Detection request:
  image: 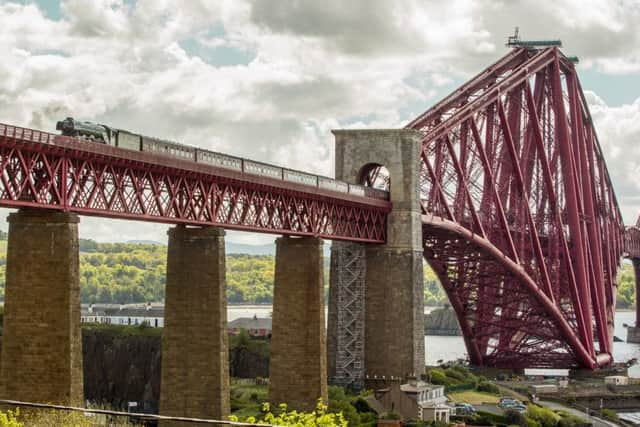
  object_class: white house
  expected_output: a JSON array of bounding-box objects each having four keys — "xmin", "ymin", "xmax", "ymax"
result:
[
  {"xmin": 81, "ymin": 303, "xmax": 165, "ymax": 327},
  {"xmin": 229, "ymin": 315, "xmax": 272, "ymax": 338},
  {"xmin": 376, "ymin": 379, "xmax": 452, "ymax": 422},
  {"xmin": 605, "ymin": 375, "xmax": 629, "ymax": 386}
]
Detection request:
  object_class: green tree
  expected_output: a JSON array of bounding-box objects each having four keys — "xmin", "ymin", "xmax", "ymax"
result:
[{"xmin": 229, "ymin": 401, "xmax": 348, "ymax": 427}]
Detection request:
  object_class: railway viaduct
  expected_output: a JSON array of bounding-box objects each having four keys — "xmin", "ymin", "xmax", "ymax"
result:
[{"xmin": 0, "ymin": 46, "xmax": 637, "ymax": 424}]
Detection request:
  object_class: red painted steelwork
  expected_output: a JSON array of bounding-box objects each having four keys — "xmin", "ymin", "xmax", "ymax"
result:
[
  {"xmin": 410, "ymin": 47, "xmax": 624, "ymax": 369},
  {"xmin": 623, "ymin": 217, "xmax": 640, "ymax": 327},
  {"xmin": 0, "ymin": 124, "xmax": 390, "ymax": 242}
]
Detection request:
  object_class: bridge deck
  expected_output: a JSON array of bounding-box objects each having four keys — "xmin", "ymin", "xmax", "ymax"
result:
[{"xmin": 0, "ymin": 123, "xmax": 390, "ymax": 242}]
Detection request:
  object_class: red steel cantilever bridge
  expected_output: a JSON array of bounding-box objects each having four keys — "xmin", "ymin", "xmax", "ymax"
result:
[
  {"xmin": 0, "ymin": 46, "xmax": 635, "ymax": 369},
  {"xmin": 409, "ymin": 46, "xmax": 626, "ymax": 369},
  {"xmin": 0, "ymin": 123, "xmax": 390, "ymax": 243}
]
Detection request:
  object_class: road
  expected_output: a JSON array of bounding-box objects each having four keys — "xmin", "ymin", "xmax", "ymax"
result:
[{"xmin": 538, "ymin": 400, "xmax": 619, "ymax": 427}]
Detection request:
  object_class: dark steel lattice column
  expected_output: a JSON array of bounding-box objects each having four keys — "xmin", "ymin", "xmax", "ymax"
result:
[{"xmin": 329, "ymin": 241, "xmax": 366, "ymax": 390}]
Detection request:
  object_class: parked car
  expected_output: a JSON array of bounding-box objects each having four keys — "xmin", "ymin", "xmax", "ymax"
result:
[
  {"xmin": 454, "ymin": 403, "xmax": 476, "ymax": 415},
  {"xmin": 498, "ymin": 397, "xmax": 522, "ymax": 408},
  {"xmin": 511, "ymin": 404, "xmax": 528, "ymax": 414}
]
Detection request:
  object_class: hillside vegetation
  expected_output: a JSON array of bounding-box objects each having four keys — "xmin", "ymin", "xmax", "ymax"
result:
[{"xmin": 0, "ymin": 235, "xmax": 634, "ymax": 307}]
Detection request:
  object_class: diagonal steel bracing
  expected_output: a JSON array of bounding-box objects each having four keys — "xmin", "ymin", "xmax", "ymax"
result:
[
  {"xmin": 0, "ymin": 124, "xmax": 390, "ymax": 242},
  {"xmin": 410, "ymin": 47, "xmax": 624, "ymax": 368}
]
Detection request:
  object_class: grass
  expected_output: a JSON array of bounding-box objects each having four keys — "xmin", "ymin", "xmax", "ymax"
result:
[
  {"xmin": 230, "ymin": 383, "xmax": 269, "ymax": 419},
  {"xmin": 448, "ymin": 390, "xmax": 500, "ymax": 404}
]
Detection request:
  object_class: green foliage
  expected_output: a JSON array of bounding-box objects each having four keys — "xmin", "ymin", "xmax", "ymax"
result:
[
  {"xmin": 230, "ymin": 382, "xmax": 269, "ymax": 418},
  {"xmin": 474, "ymin": 410, "xmax": 508, "ymax": 426},
  {"xmin": 229, "ymin": 401, "xmax": 348, "ymax": 426},
  {"xmin": 81, "ymin": 322, "xmax": 162, "ymax": 337},
  {"xmin": 617, "ymin": 261, "xmax": 636, "ymax": 308},
  {"xmin": 428, "ymin": 368, "xmax": 448, "ymax": 385},
  {"xmin": 328, "ymin": 386, "xmax": 360, "ymax": 427},
  {"xmin": 428, "ymin": 364, "xmax": 480, "ymax": 391},
  {"xmin": 601, "ymin": 408, "xmax": 619, "ymax": 422},
  {"xmin": 476, "ymin": 380, "xmax": 500, "ymax": 394},
  {"xmin": 424, "ymin": 263, "xmax": 447, "ymax": 306},
  {"xmin": 229, "ymin": 329, "xmax": 270, "ymax": 357},
  {"xmin": 227, "ymin": 254, "xmax": 274, "ymax": 304},
  {"xmin": 504, "ymin": 408, "xmax": 527, "ymax": 426},
  {"xmin": 0, "ymin": 238, "xmax": 277, "ymax": 305},
  {"xmin": 0, "ymin": 408, "xmax": 138, "ymax": 427},
  {"xmin": 79, "ymin": 241, "xmax": 167, "ymax": 303},
  {"xmin": 526, "ymin": 405, "xmax": 561, "ymax": 427},
  {"xmin": 327, "ymin": 386, "xmax": 378, "ymax": 427},
  {"xmin": 0, "ymin": 409, "xmax": 20, "ymax": 427}
]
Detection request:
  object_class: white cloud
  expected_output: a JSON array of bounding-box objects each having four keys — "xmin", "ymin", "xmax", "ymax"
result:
[
  {"xmin": 586, "ymin": 91, "xmax": 640, "ymax": 223},
  {"xmin": 0, "ymin": 0, "xmax": 640, "ymax": 241}
]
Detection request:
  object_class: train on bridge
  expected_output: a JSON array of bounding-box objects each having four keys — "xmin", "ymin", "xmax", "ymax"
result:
[{"xmin": 56, "ymin": 117, "xmax": 388, "ymax": 201}]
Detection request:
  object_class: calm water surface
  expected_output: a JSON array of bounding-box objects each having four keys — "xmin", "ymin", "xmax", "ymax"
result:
[{"xmin": 228, "ymin": 306, "xmax": 640, "ymax": 366}]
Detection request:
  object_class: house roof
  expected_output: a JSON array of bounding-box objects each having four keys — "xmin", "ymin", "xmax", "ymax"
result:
[
  {"xmin": 81, "ymin": 303, "xmax": 164, "ymax": 318},
  {"xmin": 419, "ymin": 402, "xmax": 451, "ymax": 410},
  {"xmin": 229, "ymin": 316, "xmax": 272, "ymax": 330},
  {"xmin": 524, "ymin": 368, "xmax": 569, "ymax": 377},
  {"xmin": 400, "ymin": 381, "xmax": 442, "ymax": 393}
]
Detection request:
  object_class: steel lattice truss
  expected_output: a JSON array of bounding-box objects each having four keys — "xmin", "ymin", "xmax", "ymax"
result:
[
  {"xmin": 330, "ymin": 242, "xmax": 366, "ymax": 389},
  {"xmin": 408, "ymin": 47, "xmax": 624, "ymax": 368},
  {"xmin": 0, "ymin": 124, "xmax": 390, "ymax": 242}
]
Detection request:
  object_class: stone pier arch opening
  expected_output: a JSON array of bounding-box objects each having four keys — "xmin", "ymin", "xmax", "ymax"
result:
[
  {"xmin": 329, "ymin": 129, "xmax": 425, "ymax": 388},
  {"xmin": 359, "ymin": 163, "xmax": 390, "ymax": 193}
]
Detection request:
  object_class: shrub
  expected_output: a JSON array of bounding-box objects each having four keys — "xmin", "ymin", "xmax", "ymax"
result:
[
  {"xmin": 474, "ymin": 410, "xmax": 508, "ymax": 426},
  {"xmin": 476, "ymin": 380, "xmax": 500, "ymax": 394},
  {"xmin": 0, "ymin": 409, "xmax": 20, "ymax": 427},
  {"xmin": 527, "ymin": 405, "xmax": 561, "ymax": 427},
  {"xmin": 504, "ymin": 408, "xmax": 527, "ymax": 426},
  {"xmin": 429, "ymin": 369, "xmax": 448, "ymax": 385},
  {"xmin": 382, "ymin": 411, "xmax": 401, "ymax": 420},
  {"xmin": 602, "ymin": 408, "xmax": 619, "ymax": 422},
  {"xmin": 229, "ymin": 401, "xmax": 348, "ymax": 426},
  {"xmin": 445, "ymin": 367, "xmax": 467, "ymax": 382}
]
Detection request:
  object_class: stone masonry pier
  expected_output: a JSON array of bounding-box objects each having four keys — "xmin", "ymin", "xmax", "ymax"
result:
[
  {"xmin": 270, "ymin": 236, "xmax": 327, "ymax": 411},
  {"xmin": 160, "ymin": 226, "xmax": 230, "ymax": 424},
  {"xmin": 0, "ymin": 209, "xmax": 83, "ymax": 405},
  {"xmin": 329, "ymin": 129, "xmax": 425, "ymax": 384}
]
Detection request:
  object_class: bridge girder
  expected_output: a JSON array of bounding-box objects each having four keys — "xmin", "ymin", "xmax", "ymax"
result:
[
  {"xmin": 0, "ymin": 124, "xmax": 389, "ymax": 242},
  {"xmin": 410, "ymin": 47, "xmax": 624, "ymax": 368}
]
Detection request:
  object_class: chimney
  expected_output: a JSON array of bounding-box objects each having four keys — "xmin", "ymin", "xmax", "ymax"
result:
[
  {"xmin": 146, "ymin": 302, "xmax": 152, "ymax": 311},
  {"xmin": 88, "ymin": 303, "xmax": 93, "ymax": 314},
  {"xmin": 120, "ymin": 303, "xmax": 125, "ymax": 311}
]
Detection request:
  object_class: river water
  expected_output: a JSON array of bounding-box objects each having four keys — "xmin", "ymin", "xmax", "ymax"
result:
[{"xmin": 228, "ymin": 306, "xmax": 640, "ymax": 366}]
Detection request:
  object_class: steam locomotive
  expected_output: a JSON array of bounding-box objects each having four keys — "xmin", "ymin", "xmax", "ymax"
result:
[
  {"xmin": 55, "ymin": 117, "xmax": 389, "ymax": 199},
  {"xmin": 56, "ymin": 117, "xmax": 195, "ymax": 159}
]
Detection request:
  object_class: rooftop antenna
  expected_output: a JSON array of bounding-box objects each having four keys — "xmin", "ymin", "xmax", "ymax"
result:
[{"xmin": 506, "ymin": 27, "xmax": 562, "ymax": 49}]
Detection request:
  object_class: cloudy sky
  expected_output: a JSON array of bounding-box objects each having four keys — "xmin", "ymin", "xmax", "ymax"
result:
[{"xmin": 1, "ymin": 0, "xmax": 640, "ymax": 245}]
